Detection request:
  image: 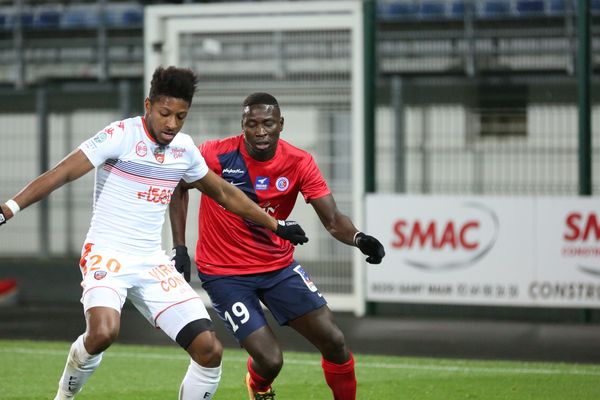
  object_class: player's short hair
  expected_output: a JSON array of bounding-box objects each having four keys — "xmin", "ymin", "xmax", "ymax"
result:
[
  {"xmin": 149, "ymin": 66, "xmax": 198, "ymax": 105},
  {"xmin": 243, "ymin": 92, "xmax": 279, "ymax": 108}
]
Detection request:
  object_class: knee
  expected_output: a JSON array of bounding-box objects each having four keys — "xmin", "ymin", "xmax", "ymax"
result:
[
  {"xmin": 330, "ymin": 328, "xmax": 347, "ymax": 351},
  {"xmin": 321, "ymin": 328, "xmax": 347, "ymax": 360},
  {"xmin": 188, "ymin": 332, "xmax": 223, "ymax": 367},
  {"xmin": 85, "ymin": 325, "xmax": 118, "ymax": 354},
  {"xmin": 84, "ymin": 306, "xmax": 120, "ymax": 354},
  {"xmin": 252, "ymin": 347, "xmax": 283, "ymax": 376}
]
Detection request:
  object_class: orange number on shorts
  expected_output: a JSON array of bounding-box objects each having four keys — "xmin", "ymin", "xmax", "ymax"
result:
[
  {"xmin": 88, "ymin": 255, "xmax": 102, "ymax": 274},
  {"xmin": 80, "ymin": 251, "xmax": 122, "ymax": 276},
  {"xmin": 79, "ymin": 243, "xmax": 94, "ymax": 272},
  {"xmin": 106, "ymin": 258, "xmax": 121, "ymax": 273}
]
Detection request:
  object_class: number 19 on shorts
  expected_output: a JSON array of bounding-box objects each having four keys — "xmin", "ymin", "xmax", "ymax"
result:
[{"xmin": 224, "ymin": 302, "xmax": 250, "ymax": 332}]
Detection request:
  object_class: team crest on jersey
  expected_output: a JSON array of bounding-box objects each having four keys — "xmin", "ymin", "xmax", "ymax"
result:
[
  {"xmin": 153, "ymin": 146, "xmax": 166, "ymax": 164},
  {"xmin": 94, "ymin": 271, "xmax": 107, "ymax": 280},
  {"xmin": 275, "ymin": 177, "xmax": 289, "ymax": 192},
  {"xmin": 255, "ymin": 176, "xmax": 269, "ymax": 191},
  {"xmin": 136, "ymin": 141, "xmax": 147, "ymax": 157}
]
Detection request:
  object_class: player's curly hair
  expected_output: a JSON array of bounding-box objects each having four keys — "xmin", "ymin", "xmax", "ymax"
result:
[
  {"xmin": 148, "ymin": 66, "xmax": 198, "ymax": 105},
  {"xmin": 243, "ymin": 92, "xmax": 279, "ymax": 108}
]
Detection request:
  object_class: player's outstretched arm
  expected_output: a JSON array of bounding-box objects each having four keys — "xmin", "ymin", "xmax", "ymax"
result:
[
  {"xmin": 169, "ymin": 180, "xmax": 192, "ymax": 281},
  {"xmin": 169, "ymin": 180, "xmax": 192, "ymax": 247},
  {"xmin": 190, "ymin": 170, "xmax": 308, "ymax": 245},
  {"xmin": 311, "ymin": 194, "xmax": 385, "ymax": 264},
  {"xmin": 0, "ymin": 149, "xmax": 94, "ymax": 225}
]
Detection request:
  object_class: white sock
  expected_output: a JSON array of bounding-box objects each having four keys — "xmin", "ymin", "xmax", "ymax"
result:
[
  {"xmin": 179, "ymin": 360, "xmax": 222, "ymax": 400},
  {"xmin": 54, "ymin": 335, "xmax": 103, "ymax": 400}
]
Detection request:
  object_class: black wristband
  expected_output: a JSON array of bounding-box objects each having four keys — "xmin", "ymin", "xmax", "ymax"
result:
[
  {"xmin": 0, "ymin": 207, "xmax": 6, "ymax": 226},
  {"xmin": 174, "ymin": 245, "xmax": 188, "ymax": 255}
]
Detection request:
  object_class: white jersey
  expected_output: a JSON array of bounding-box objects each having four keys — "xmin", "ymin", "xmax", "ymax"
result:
[{"xmin": 79, "ymin": 116, "xmax": 208, "ymax": 255}]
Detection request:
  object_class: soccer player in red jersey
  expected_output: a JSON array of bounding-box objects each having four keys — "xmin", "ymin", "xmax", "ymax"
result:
[{"xmin": 170, "ymin": 92, "xmax": 385, "ymax": 399}]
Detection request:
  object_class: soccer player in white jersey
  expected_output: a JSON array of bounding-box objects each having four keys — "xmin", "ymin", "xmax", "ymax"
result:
[{"xmin": 0, "ymin": 66, "xmax": 308, "ymax": 400}]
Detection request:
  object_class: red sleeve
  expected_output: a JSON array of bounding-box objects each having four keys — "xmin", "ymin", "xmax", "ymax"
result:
[
  {"xmin": 300, "ymin": 154, "xmax": 330, "ymax": 203},
  {"xmin": 199, "ymin": 140, "xmax": 221, "ymax": 173}
]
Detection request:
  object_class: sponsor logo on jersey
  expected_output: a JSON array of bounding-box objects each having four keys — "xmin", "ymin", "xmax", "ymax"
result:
[
  {"xmin": 222, "ymin": 168, "xmax": 245, "ymax": 175},
  {"xmin": 137, "ymin": 186, "xmax": 173, "ymax": 204},
  {"xmin": 94, "ymin": 271, "xmax": 107, "ymax": 280},
  {"xmin": 153, "ymin": 146, "xmax": 165, "ymax": 164},
  {"xmin": 136, "ymin": 141, "xmax": 148, "ymax": 157},
  {"xmin": 170, "ymin": 146, "xmax": 186, "ymax": 159},
  {"xmin": 149, "ymin": 264, "xmax": 187, "ymax": 292},
  {"xmin": 255, "ymin": 176, "xmax": 269, "ymax": 191},
  {"xmin": 261, "ymin": 202, "xmax": 279, "ymax": 215},
  {"xmin": 275, "ymin": 176, "xmax": 289, "ymax": 192}
]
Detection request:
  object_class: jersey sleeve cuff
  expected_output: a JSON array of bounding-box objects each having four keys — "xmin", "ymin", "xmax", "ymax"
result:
[{"xmin": 78, "ymin": 144, "xmax": 105, "ymax": 167}]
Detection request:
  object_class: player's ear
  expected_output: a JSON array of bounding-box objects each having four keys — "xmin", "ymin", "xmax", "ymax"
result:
[
  {"xmin": 144, "ymin": 97, "xmax": 151, "ymax": 114},
  {"xmin": 280, "ymin": 116, "xmax": 284, "ymax": 131}
]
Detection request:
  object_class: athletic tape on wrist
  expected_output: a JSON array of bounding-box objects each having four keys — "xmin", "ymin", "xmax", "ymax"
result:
[{"xmin": 5, "ymin": 199, "xmax": 20, "ymax": 215}]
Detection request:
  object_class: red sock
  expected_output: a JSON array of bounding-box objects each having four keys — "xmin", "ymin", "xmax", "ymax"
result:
[
  {"xmin": 247, "ymin": 357, "xmax": 273, "ymax": 392},
  {"xmin": 321, "ymin": 352, "xmax": 357, "ymax": 400}
]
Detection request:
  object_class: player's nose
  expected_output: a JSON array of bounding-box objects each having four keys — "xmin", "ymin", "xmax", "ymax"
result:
[{"xmin": 165, "ymin": 115, "xmax": 178, "ymax": 130}]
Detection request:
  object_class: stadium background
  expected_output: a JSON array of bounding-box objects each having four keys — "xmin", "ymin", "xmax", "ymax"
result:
[{"xmin": 0, "ymin": 0, "xmax": 599, "ymax": 363}]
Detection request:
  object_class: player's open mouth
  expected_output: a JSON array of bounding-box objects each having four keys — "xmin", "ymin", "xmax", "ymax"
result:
[{"xmin": 255, "ymin": 142, "xmax": 269, "ymax": 150}]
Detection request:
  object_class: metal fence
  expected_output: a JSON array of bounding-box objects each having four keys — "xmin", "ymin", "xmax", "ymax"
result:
[
  {"xmin": 376, "ymin": 0, "xmax": 600, "ymax": 195},
  {"xmin": 376, "ymin": 78, "xmax": 600, "ymax": 194},
  {"xmin": 0, "ymin": 81, "xmax": 143, "ymax": 256}
]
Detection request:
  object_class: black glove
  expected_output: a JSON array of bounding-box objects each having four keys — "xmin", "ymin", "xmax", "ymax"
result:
[
  {"xmin": 172, "ymin": 245, "xmax": 191, "ymax": 282},
  {"xmin": 354, "ymin": 232, "xmax": 385, "ymax": 264},
  {"xmin": 274, "ymin": 220, "xmax": 309, "ymax": 245},
  {"xmin": 0, "ymin": 207, "xmax": 6, "ymax": 226}
]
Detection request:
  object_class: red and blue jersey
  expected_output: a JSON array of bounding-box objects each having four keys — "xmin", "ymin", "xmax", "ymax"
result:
[{"xmin": 196, "ymin": 134, "xmax": 330, "ymax": 275}]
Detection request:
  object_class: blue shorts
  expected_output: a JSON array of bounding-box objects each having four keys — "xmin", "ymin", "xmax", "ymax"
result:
[{"xmin": 198, "ymin": 261, "xmax": 327, "ymax": 343}]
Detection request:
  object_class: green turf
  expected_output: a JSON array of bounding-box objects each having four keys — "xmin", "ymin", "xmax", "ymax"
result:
[{"xmin": 1, "ymin": 339, "xmax": 600, "ymax": 399}]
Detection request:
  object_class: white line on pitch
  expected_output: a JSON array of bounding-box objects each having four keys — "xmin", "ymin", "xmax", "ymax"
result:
[{"xmin": 2, "ymin": 347, "xmax": 600, "ymax": 377}]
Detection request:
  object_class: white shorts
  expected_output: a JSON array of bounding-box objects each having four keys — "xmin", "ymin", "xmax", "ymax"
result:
[{"xmin": 78, "ymin": 242, "xmax": 210, "ymax": 341}]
